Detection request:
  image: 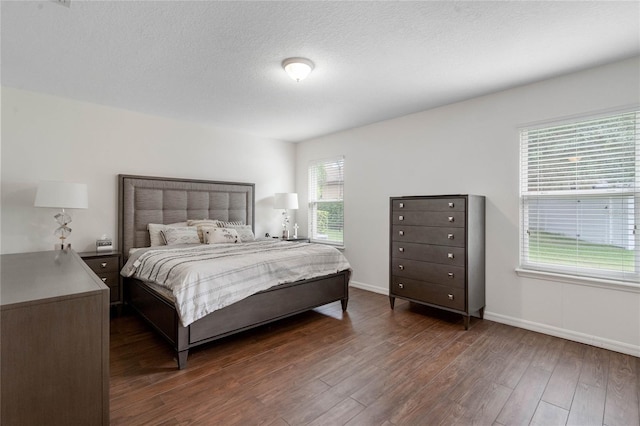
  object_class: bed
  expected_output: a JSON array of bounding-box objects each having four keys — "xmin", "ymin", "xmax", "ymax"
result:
[{"xmin": 118, "ymin": 174, "xmax": 351, "ymax": 369}]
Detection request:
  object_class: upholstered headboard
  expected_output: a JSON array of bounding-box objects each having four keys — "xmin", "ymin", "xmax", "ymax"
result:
[{"xmin": 118, "ymin": 175, "xmax": 255, "ymax": 259}]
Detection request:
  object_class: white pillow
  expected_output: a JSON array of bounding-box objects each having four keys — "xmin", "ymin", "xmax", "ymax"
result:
[
  {"xmin": 187, "ymin": 219, "xmax": 221, "ymax": 243},
  {"xmin": 160, "ymin": 227, "xmax": 200, "ymax": 245},
  {"xmin": 148, "ymin": 222, "xmax": 188, "ymax": 246},
  {"xmin": 206, "ymin": 227, "xmax": 240, "ymax": 244}
]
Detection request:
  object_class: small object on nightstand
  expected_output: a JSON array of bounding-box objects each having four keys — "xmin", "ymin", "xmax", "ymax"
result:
[{"xmin": 96, "ymin": 235, "xmax": 113, "ymax": 252}]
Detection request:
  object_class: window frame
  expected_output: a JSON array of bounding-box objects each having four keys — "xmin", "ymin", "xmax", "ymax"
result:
[
  {"xmin": 518, "ymin": 109, "xmax": 639, "ymax": 287},
  {"xmin": 307, "ymin": 156, "xmax": 345, "ymax": 247}
]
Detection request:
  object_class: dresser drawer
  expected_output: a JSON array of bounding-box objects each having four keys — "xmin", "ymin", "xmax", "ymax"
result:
[
  {"xmin": 392, "ymin": 198, "xmax": 465, "ymax": 212},
  {"xmin": 391, "ymin": 258, "xmax": 465, "ymax": 288},
  {"xmin": 392, "ymin": 242, "xmax": 465, "ymax": 267},
  {"xmin": 83, "ymin": 256, "xmax": 119, "ymax": 273},
  {"xmin": 391, "ymin": 226, "xmax": 465, "ymax": 247},
  {"xmin": 392, "ymin": 211, "xmax": 465, "ymax": 227},
  {"xmin": 390, "ymin": 276, "xmax": 464, "ymax": 311}
]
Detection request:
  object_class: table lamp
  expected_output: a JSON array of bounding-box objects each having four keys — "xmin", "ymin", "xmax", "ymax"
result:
[
  {"xmin": 35, "ymin": 181, "xmax": 88, "ymax": 250},
  {"xmin": 274, "ymin": 193, "xmax": 298, "ymax": 239}
]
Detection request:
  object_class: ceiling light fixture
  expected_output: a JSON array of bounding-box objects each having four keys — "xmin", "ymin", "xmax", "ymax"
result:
[{"xmin": 282, "ymin": 57, "xmax": 314, "ymax": 82}]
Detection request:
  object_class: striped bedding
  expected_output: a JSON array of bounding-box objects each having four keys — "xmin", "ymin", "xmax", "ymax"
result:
[{"xmin": 121, "ymin": 241, "xmax": 351, "ymax": 327}]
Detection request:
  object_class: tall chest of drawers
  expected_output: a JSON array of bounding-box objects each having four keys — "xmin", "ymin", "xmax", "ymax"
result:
[{"xmin": 389, "ymin": 195, "xmax": 485, "ymax": 329}]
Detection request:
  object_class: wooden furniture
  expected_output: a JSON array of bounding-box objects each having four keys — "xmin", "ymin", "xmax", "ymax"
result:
[
  {"xmin": 284, "ymin": 236, "xmax": 310, "ymax": 242},
  {"xmin": 79, "ymin": 250, "xmax": 122, "ymax": 310},
  {"xmin": 119, "ymin": 174, "xmax": 350, "ymax": 369},
  {"xmin": 0, "ymin": 250, "xmax": 109, "ymax": 425},
  {"xmin": 389, "ymin": 195, "xmax": 485, "ymax": 329}
]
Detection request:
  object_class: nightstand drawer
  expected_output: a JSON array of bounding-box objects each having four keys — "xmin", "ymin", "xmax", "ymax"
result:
[
  {"xmin": 78, "ymin": 251, "xmax": 122, "ymax": 309},
  {"xmin": 93, "ymin": 272, "xmax": 120, "ymax": 303},
  {"xmin": 83, "ymin": 256, "xmax": 119, "ymax": 273}
]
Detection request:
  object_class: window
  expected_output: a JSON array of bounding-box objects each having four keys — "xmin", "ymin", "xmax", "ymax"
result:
[
  {"xmin": 308, "ymin": 156, "xmax": 344, "ymax": 246},
  {"xmin": 519, "ymin": 110, "xmax": 639, "ymax": 284}
]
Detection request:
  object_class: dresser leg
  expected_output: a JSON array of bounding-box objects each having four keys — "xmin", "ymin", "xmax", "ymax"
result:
[
  {"xmin": 341, "ymin": 298, "xmax": 349, "ymax": 311},
  {"xmin": 389, "ymin": 296, "xmax": 395, "ymax": 309},
  {"xmin": 464, "ymin": 315, "xmax": 470, "ymax": 330},
  {"xmin": 479, "ymin": 306, "xmax": 485, "ymax": 319}
]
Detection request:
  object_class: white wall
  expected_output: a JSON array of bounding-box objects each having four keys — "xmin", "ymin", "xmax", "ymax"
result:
[
  {"xmin": 1, "ymin": 88, "xmax": 295, "ymax": 254},
  {"xmin": 296, "ymin": 57, "xmax": 640, "ymax": 356}
]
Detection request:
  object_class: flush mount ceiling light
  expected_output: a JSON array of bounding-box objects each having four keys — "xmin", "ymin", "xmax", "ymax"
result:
[{"xmin": 282, "ymin": 57, "xmax": 314, "ymax": 82}]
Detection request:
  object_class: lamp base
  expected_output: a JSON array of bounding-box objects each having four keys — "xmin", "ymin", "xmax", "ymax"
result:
[{"xmin": 54, "ymin": 242, "xmax": 71, "ymax": 251}]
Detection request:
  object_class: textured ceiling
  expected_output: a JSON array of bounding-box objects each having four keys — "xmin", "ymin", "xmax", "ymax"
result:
[{"xmin": 2, "ymin": 1, "xmax": 639, "ymax": 142}]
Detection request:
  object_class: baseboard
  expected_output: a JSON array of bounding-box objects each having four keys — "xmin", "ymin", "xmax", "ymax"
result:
[
  {"xmin": 349, "ymin": 280, "xmax": 387, "ymax": 296},
  {"xmin": 348, "ymin": 282, "xmax": 640, "ymax": 357},
  {"xmin": 484, "ymin": 311, "xmax": 640, "ymax": 358}
]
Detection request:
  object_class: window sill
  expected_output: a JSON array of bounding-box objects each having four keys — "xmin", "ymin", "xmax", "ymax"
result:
[{"xmin": 515, "ymin": 268, "xmax": 640, "ymax": 294}]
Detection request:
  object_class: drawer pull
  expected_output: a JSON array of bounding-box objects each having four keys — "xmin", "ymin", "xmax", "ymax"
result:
[
  {"xmin": 447, "ymin": 233, "xmax": 454, "ymax": 240},
  {"xmin": 448, "ymin": 272, "xmax": 455, "ymax": 278},
  {"xmin": 448, "ymin": 202, "xmax": 455, "ymax": 208},
  {"xmin": 399, "ymin": 230, "xmax": 404, "ymax": 236},
  {"xmin": 448, "ymin": 294, "xmax": 454, "ymax": 300},
  {"xmin": 398, "ymin": 283, "xmax": 404, "ymax": 289},
  {"xmin": 398, "ymin": 265, "xmax": 404, "ymax": 270},
  {"xmin": 398, "ymin": 247, "xmax": 404, "ymax": 252},
  {"xmin": 100, "ymin": 262, "xmax": 107, "ymax": 268},
  {"xmin": 399, "ymin": 202, "xmax": 404, "ymax": 208},
  {"xmin": 448, "ymin": 253, "xmax": 454, "ymax": 259},
  {"xmin": 101, "ymin": 277, "xmax": 107, "ymax": 282},
  {"xmin": 398, "ymin": 215, "xmax": 404, "ymax": 221},
  {"xmin": 448, "ymin": 216, "xmax": 455, "ymax": 223}
]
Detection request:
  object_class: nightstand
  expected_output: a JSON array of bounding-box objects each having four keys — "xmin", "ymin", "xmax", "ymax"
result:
[
  {"xmin": 79, "ymin": 251, "xmax": 122, "ymax": 313},
  {"xmin": 284, "ymin": 237, "xmax": 311, "ymax": 243}
]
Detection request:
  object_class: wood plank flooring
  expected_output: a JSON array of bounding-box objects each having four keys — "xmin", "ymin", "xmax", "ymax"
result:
[{"xmin": 110, "ymin": 288, "xmax": 640, "ymax": 425}]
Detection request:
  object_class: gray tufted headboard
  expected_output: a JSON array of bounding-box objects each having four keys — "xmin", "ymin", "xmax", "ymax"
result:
[{"xmin": 118, "ymin": 175, "xmax": 255, "ymax": 260}]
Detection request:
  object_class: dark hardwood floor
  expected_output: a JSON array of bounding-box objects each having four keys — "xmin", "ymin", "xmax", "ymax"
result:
[{"xmin": 110, "ymin": 288, "xmax": 640, "ymax": 425}]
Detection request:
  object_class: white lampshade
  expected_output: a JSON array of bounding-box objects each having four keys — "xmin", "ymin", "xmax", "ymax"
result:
[
  {"xmin": 274, "ymin": 193, "xmax": 299, "ymax": 210},
  {"xmin": 282, "ymin": 58, "xmax": 314, "ymax": 82},
  {"xmin": 35, "ymin": 181, "xmax": 88, "ymax": 209}
]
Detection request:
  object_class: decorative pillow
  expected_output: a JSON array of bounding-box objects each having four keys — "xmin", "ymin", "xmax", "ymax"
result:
[
  {"xmin": 160, "ymin": 227, "xmax": 201, "ymax": 245},
  {"xmin": 187, "ymin": 219, "xmax": 221, "ymax": 243},
  {"xmin": 220, "ymin": 224, "xmax": 255, "ymax": 242},
  {"xmin": 217, "ymin": 220, "xmax": 245, "ymax": 227},
  {"xmin": 205, "ymin": 227, "xmax": 240, "ymax": 244},
  {"xmin": 187, "ymin": 219, "xmax": 221, "ymax": 226},
  {"xmin": 147, "ymin": 222, "xmax": 188, "ymax": 246}
]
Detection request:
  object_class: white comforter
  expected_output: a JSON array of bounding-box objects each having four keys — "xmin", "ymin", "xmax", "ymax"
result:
[{"xmin": 121, "ymin": 241, "xmax": 351, "ymax": 327}]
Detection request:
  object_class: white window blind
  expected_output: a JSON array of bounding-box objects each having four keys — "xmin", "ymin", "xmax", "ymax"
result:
[
  {"xmin": 308, "ymin": 157, "xmax": 344, "ymax": 246},
  {"xmin": 520, "ymin": 110, "xmax": 639, "ymax": 284}
]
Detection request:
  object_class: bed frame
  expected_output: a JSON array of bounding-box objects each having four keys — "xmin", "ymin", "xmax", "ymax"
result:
[{"xmin": 118, "ymin": 174, "xmax": 350, "ymax": 369}]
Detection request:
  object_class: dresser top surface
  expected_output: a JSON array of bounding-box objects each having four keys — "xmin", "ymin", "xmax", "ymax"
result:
[{"xmin": 1, "ymin": 250, "xmax": 107, "ymax": 307}]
